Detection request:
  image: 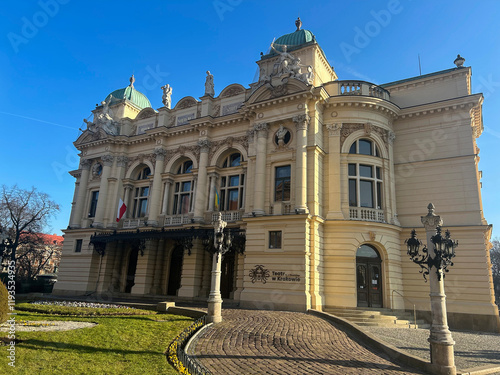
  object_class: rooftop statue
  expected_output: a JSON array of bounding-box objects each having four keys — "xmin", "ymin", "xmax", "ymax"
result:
[
  {"xmin": 161, "ymin": 84, "xmax": 172, "ymax": 109},
  {"xmin": 205, "ymin": 71, "xmax": 215, "ymax": 96}
]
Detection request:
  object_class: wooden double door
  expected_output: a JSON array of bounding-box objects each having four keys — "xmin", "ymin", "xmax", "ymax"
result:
[{"xmin": 356, "ymin": 256, "xmax": 382, "ymax": 308}]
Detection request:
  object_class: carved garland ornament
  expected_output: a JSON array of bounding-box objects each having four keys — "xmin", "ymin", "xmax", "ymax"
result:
[
  {"xmin": 208, "ymin": 135, "xmax": 249, "ymax": 163},
  {"xmin": 340, "ymin": 123, "xmax": 391, "ymax": 151}
]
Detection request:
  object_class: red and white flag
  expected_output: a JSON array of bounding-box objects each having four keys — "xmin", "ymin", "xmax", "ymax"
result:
[{"xmin": 116, "ymin": 198, "xmax": 127, "ymax": 222}]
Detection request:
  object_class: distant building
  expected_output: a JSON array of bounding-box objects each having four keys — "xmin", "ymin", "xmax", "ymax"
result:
[{"xmin": 54, "ymin": 20, "xmax": 499, "ymax": 332}]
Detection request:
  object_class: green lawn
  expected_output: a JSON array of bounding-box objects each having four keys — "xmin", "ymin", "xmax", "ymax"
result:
[{"xmin": 0, "ymin": 304, "xmax": 193, "ymax": 375}]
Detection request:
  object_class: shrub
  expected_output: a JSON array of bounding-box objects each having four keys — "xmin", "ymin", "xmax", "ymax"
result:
[{"xmin": 0, "ymin": 281, "xmax": 9, "ymax": 324}]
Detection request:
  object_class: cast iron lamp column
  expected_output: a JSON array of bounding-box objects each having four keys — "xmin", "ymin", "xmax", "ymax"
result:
[
  {"xmin": 406, "ymin": 203, "xmax": 458, "ymax": 375},
  {"xmin": 207, "ymin": 212, "xmax": 231, "ymax": 323}
]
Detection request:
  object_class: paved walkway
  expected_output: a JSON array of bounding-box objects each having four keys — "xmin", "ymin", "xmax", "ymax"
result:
[{"xmin": 190, "ymin": 309, "xmax": 426, "ymax": 374}]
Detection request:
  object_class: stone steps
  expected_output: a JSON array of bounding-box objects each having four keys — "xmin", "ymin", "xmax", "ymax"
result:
[{"xmin": 325, "ymin": 307, "xmax": 430, "ymax": 329}]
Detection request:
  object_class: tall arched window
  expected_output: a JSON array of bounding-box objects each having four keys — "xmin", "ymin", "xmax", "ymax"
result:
[
  {"xmin": 132, "ymin": 166, "xmax": 151, "ymax": 218},
  {"xmin": 172, "ymin": 159, "xmax": 194, "ymax": 215},
  {"xmin": 219, "ymin": 152, "xmax": 245, "ymax": 211},
  {"xmin": 347, "ymin": 138, "xmax": 384, "ymax": 221}
]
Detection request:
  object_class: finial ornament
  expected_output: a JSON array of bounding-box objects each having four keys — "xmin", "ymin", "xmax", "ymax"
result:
[
  {"xmin": 454, "ymin": 54, "xmax": 465, "ymax": 68},
  {"xmin": 129, "ymin": 74, "xmax": 135, "ymax": 88},
  {"xmin": 427, "ymin": 203, "xmax": 435, "ymax": 215},
  {"xmin": 295, "ymin": 17, "xmax": 302, "ymax": 31}
]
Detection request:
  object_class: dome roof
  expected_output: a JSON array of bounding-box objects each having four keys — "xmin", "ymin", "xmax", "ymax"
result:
[
  {"xmin": 268, "ymin": 18, "xmax": 316, "ymax": 56},
  {"xmin": 104, "ymin": 75, "xmax": 152, "ymax": 110}
]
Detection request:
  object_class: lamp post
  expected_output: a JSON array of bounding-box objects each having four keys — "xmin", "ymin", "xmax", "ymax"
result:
[
  {"xmin": 207, "ymin": 212, "xmax": 232, "ymax": 324},
  {"xmin": 405, "ymin": 203, "xmax": 458, "ymax": 375}
]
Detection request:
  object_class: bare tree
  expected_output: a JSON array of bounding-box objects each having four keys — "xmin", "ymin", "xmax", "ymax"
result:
[
  {"xmin": 491, "ymin": 238, "xmax": 500, "ymax": 306},
  {"xmin": 0, "ymin": 185, "xmax": 60, "ymax": 279}
]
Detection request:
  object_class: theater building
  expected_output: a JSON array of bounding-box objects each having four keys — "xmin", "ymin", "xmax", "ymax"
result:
[{"xmin": 54, "ymin": 20, "xmax": 499, "ymax": 331}]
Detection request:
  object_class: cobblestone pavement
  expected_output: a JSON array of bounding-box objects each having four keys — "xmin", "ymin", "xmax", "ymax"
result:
[{"xmin": 191, "ymin": 309, "xmax": 426, "ymax": 374}]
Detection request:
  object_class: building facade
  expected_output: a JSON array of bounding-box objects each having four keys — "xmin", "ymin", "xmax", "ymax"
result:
[{"xmin": 55, "ymin": 21, "xmax": 499, "ymax": 332}]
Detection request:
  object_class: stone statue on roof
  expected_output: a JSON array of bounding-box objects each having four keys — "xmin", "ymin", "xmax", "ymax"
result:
[
  {"xmin": 161, "ymin": 84, "xmax": 172, "ymax": 109},
  {"xmin": 205, "ymin": 71, "xmax": 215, "ymax": 96},
  {"xmin": 83, "ymin": 96, "xmax": 119, "ymax": 136}
]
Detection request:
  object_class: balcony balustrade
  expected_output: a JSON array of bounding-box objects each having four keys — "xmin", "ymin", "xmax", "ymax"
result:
[{"xmin": 349, "ymin": 207, "xmax": 385, "ymax": 223}]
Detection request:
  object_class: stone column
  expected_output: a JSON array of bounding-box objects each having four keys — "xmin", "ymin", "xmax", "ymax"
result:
[
  {"xmin": 207, "ymin": 213, "xmax": 226, "ymax": 324},
  {"xmin": 70, "ymin": 159, "xmax": 92, "ymax": 228},
  {"xmin": 148, "ymin": 148, "xmax": 166, "ymax": 226},
  {"xmin": 93, "ymin": 155, "xmax": 114, "ymax": 228},
  {"xmin": 387, "ymin": 131, "xmax": 400, "ymax": 225},
  {"xmin": 194, "ymin": 140, "xmax": 211, "ymax": 222},
  {"xmin": 326, "ymin": 123, "xmax": 344, "ymax": 219},
  {"xmin": 208, "ymin": 172, "xmax": 219, "ymax": 212},
  {"xmin": 151, "ymin": 239, "xmax": 165, "ymax": 294},
  {"xmin": 293, "ymin": 115, "xmax": 310, "ymax": 214},
  {"xmin": 161, "ymin": 178, "xmax": 174, "ymax": 215},
  {"xmin": 253, "ymin": 123, "xmax": 268, "ymax": 216},
  {"xmin": 421, "ymin": 204, "xmax": 456, "ymax": 375}
]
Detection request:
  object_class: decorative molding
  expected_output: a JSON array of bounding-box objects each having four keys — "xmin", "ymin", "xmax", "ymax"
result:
[
  {"xmin": 212, "ymin": 104, "xmax": 220, "ymax": 117},
  {"xmin": 116, "ymin": 156, "xmax": 129, "ymax": 168},
  {"xmin": 91, "ymin": 162, "xmax": 103, "ymax": 180},
  {"xmin": 153, "ymin": 147, "xmax": 167, "ymax": 162},
  {"xmin": 221, "ymin": 86, "xmax": 244, "ymax": 98},
  {"xmin": 253, "ymin": 122, "xmax": 269, "ymax": 138},
  {"xmin": 387, "ymin": 130, "xmax": 396, "ymax": 145},
  {"xmin": 177, "ymin": 97, "xmax": 197, "ymax": 109},
  {"xmin": 80, "ymin": 158, "xmax": 92, "ymax": 170},
  {"xmin": 101, "ymin": 154, "xmax": 114, "ymax": 167},
  {"xmin": 208, "ymin": 135, "xmax": 249, "ymax": 162},
  {"xmin": 340, "ymin": 123, "xmax": 388, "ymax": 150},
  {"xmin": 293, "ymin": 114, "xmax": 310, "ymax": 131},
  {"xmin": 326, "ymin": 123, "xmax": 342, "ymax": 137},
  {"xmin": 198, "ymin": 139, "xmax": 212, "ymax": 153}
]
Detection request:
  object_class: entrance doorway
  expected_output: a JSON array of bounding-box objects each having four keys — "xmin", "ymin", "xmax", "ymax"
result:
[
  {"xmin": 125, "ymin": 247, "xmax": 139, "ymax": 293},
  {"xmin": 356, "ymin": 244, "xmax": 382, "ymax": 308},
  {"xmin": 220, "ymin": 251, "xmax": 235, "ymax": 299},
  {"xmin": 167, "ymin": 244, "xmax": 184, "ymax": 296}
]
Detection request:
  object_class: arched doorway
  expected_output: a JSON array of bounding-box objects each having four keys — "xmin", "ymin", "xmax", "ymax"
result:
[
  {"xmin": 356, "ymin": 244, "xmax": 382, "ymax": 308},
  {"xmin": 167, "ymin": 244, "xmax": 184, "ymax": 296}
]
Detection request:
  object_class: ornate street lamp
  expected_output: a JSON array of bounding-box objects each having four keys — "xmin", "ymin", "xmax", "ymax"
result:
[
  {"xmin": 207, "ymin": 212, "xmax": 232, "ymax": 324},
  {"xmin": 405, "ymin": 203, "xmax": 458, "ymax": 375},
  {"xmin": 406, "ymin": 227, "xmax": 458, "ymax": 282}
]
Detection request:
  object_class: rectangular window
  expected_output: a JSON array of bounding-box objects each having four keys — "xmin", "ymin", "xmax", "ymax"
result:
[
  {"xmin": 133, "ymin": 187, "xmax": 150, "ymax": 218},
  {"xmin": 88, "ymin": 191, "xmax": 99, "ymax": 217},
  {"xmin": 75, "ymin": 239, "xmax": 82, "ymax": 253},
  {"xmin": 348, "ymin": 164, "xmax": 356, "ymax": 176},
  {"xmin": 360, "ymin": 180, "xmax": 374, "ymax": 208},
  {"xmin": 359, "ymin": 165, "xmax": 372, "ymax": 178},
  {"xmin": 173, "ymin": 180, "xmax": 194, "ymax": 214},
  {"xmin": 349, "ymin": 180, "xmax": 357, "ymax": 206},
  {"xmin": 275, "ymin": 165, "xmax": 291, "ymax": 202},
  {"xmin": 269, "ymin": 231, "xmax": 282, "ymax": 249}
]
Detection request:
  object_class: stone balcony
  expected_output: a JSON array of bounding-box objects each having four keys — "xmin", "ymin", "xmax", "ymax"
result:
[
  {"xmin": 349, "ymin": 207, "xmax": 385, "ymax": 223},
  {"xmin": 329, "ymin": 80, "xmax": 390, "ymax": 100}
]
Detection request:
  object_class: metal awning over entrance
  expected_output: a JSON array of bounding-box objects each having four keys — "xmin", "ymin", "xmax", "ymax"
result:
[{"xmin": 89, "ymin": 226, "xmax": 245, "ymax": 256}]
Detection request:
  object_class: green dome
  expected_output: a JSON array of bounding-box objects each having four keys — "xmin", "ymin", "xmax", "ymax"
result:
[
  {"xmin": 104, "ymin": 76, "xmax": 152, "ymax": 110},
  {"xmin": 274, "ymin": 29, "xmax": 314, "ymax": 49}
]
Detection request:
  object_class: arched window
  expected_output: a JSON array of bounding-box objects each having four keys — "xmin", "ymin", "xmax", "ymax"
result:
[
  {"xmin": 347, "ymin": 138, "xmax": 384, "ymax": 221},
  {"xmin": 132, "ymin": 166, "xmax": 151, "ymax": 218},
  {"xmin": 171, "ymin": 159, "xmax": 195, "ymax": 216},
  {"xmin": 222, "ymin": 153, "xmax": 242, "ymax": 168},
  {"xmin": 349, "ymin": 139, "xmax": 380, "ymax": 157},
  {"xmin": 177, "ymin": 160, "xmax": 193, "ymax": 174},
  {"xmin": 137, "ymin": 167, "xmax": 151, "ymax": 180}
]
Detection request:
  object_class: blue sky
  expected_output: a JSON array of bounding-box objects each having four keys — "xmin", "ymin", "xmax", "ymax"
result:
[{"xmin": 1, "ymin": 0, "xmax": 499, "ymax": 237}]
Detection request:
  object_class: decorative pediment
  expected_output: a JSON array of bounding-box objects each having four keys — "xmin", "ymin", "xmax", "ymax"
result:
[
  {"xmin": 247, "ymin": 77, "xmax": 309, "ymax": 104},
  {"xmin": 219, "ymin": 84, "xmax": 245, "ymax": 98},
  {"xmin": 75, "ymin": 128, "xmax": 109, "ymax": 145},
  {"xmin": 175, "ymin": 96, "xmax": 198, "ymax": 110},
  {"xmin": 136, "ymin": 107, "xmax": 157, "ymax": 119}
]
